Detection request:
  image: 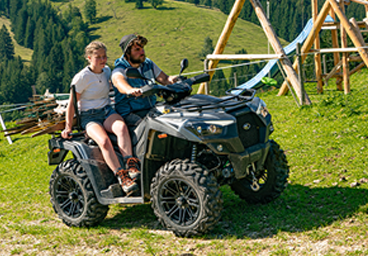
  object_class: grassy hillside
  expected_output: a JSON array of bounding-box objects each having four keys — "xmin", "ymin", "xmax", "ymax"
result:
[
  {"xmin": 0, "ymin": 16, "xmax": 33, "ymax": 63},
  {"xmin": 1, "ymin": 69, "xmax": 368, "ymax": 254},
  {"xmin": 53, "ymin": 0, "xmax": 287, "ymax": 76}
]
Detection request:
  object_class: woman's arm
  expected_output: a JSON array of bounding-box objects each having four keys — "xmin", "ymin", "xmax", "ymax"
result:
[{"xmin": 61, "ymin": 90, "xmax": 81, "ymax": 139}]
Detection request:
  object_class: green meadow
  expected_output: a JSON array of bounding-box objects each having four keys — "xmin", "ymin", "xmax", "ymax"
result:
[{"xmin": 1, "ymin": 70, "xmax": 368, "ymax": 254}]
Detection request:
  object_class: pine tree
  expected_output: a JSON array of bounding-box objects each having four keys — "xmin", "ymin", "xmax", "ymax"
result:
[
  {"xmin": 24, "ymin": 16, "xmax": 35, "ymax": 48},
  {"xmin": 13, "ymin": 6, "xmax": 27, "ymax": 46},
  {"xmin": 84, "ymin": 0, "xmax": 97, "ymax": 24},
  {"xmin": 198, "ymin": 36, "xmax": 214, "ymax": 59},
  {"xmin": 45, "ymin": 42, "xmax": 65, "ymax": 93},
  {"xmin": 149, "ymin": 0, "xmax": 164, "ymax": 9},
  {"xmin": 135, "ymin": 0, "xmax": 143, "ymax": 9},
  {"xmin": 210, "ymin": 69, "xmax": 228, "ymax": 96},
  {"xmin": 0, "ymin": 25, "xmax": 15, "ymax": 62}
]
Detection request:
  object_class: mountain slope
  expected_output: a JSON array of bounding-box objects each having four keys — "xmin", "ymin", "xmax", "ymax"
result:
[
  {"xmin": 55, "ymin": 0, "xmax": 287, "ymax": 75},
  {"xmin": 0, "ymin": 16, "xmax": 33, "ymax": 62}
]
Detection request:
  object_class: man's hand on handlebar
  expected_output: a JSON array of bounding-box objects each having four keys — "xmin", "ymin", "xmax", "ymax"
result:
[
  {"xmin": 168, "ymin": 75, "xmax": 179, "ymax": 84},
  {"xmin": 127, "ymin": 88, "xmax": 143, "ymax": 97}
]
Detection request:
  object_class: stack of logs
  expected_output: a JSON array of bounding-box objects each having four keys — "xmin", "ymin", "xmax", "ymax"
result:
[{"xmin": 1, "ymin": 95, "xmax": 73, "ymax": 138}]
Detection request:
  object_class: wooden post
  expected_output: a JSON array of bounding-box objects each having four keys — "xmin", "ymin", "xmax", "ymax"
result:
[
  {"xmin": 312, "ymin": 0, "xmax": 324, "ymax": 93},
  {"xmin": 234, "ymin": 72, "xmax": 238, "ymax": 87},
  {"xmin": 197, "ymin": 0, "xmax": 246, "ymax": 94},
  {"xmin": 0, "ymin": 113, "xmax": 13, "ymax": 145},
  {"xmin": 278, "ymin": 0, "xmax": 331, "ymax": 96},
  {"xmin": 328, "ymin": 0, "xmax": 368, "ymax": 66},
  {"xmin": 250, "ymin": 0, "xmax": 311, "ymax": 104},
  {"xmin": 296, "ymin": 43, "xmax": 305, "ymax": 105},
  {"xmin": 338, "ymin": 0, "xmax": 350, "ymax": 94},
  {"xmin": 329, "ymin": 9, "xmax": 343, "ymax": 90}
]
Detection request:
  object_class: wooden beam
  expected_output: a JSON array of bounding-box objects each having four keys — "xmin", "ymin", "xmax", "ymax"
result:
[
  {"xmin": 338, "ymin": 0, "xmax": 350, "ymax": 94},
  {"xmin": 349, "ymin": 61, "xmax": 366, "ymax": 75},
  {"xmin": 324, "ymin": 60, "xmax": 342, "ymax": 83},
  {"xmin": 206, "ymin": 53, "xmax": 282, "ymax": 60},
  {"xmin": 329, "ymin": 9, "xmax": 342, "ymax": 90},
  {"xmin": 310, "ymin": 47, "xmax": 361, "ymax": 53},
  {"xmin": 350, "ymin": 0, "xmax": 368, "ymax": 5},
  {"xmin": 278, "ymin": 0, "xmax": 331, "ymax": 96},
  {"xmin": 197, "ymin": 0, "xmax": 247, "ymax": 94},
  {"xmin": 329, "ymin": 0, "xmax": 368, "ymax": 66},
  {"xmin": 348, "ymin": 56, "xmax": 363, "ymax": 62},
  {"xmin": 350, "ymin": 17, "xmax": 366, "ymax": 43},
  {"xmin": 313, "ymin": 0, "xmax": 323, "ymax": 93},
  {"xmin": 250, "ymin": 0, "xmax": 310, "ymax": 104}
]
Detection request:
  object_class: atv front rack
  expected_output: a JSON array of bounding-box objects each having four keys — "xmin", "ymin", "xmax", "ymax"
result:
[{"xmin": 171, "ymin": 89, "xmax": 256, "ymax": 113}]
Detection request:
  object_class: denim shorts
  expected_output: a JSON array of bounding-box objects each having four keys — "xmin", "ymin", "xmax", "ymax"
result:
[{"xmin": 80, "ymin": 105, "xmax": 117, "ymax": 130}]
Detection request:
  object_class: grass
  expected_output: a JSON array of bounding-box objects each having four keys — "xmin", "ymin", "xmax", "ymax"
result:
[
  {"xmin": 0, "ymin": 16, "xmax": 33, "ymax": 63},
  {"xmin": 1, "ymin": 69, "xmax": 368, "ymax": 255},
  {"xmin": 1, "ymin": 1, "xmax": 368, "ymax": 254}
]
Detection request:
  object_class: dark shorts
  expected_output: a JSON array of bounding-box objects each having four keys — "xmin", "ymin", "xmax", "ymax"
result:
[{"xmin": 80, "ymin": 105, "xmax": 117, "ymax": 130}]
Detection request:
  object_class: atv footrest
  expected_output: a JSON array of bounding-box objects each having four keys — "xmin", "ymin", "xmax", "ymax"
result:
[{"xmin": 101, "ymin": 183, "xmax": 124, "ymax": 199}]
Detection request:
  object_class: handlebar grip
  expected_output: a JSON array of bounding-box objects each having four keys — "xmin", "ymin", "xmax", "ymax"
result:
[
  {"xmin": 190, "ymin": 73, "xmax": 210, "ymax": 84},
  {"xmin": 68, "ymin": 132, "xmax": 85, "ymax": 137}
]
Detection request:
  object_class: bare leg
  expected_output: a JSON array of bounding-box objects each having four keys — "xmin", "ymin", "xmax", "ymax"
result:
[
  {"xmin": 86, "ymin": 123, "xmax": 121, "ymax": 172},
  {"xmin": 104, "ymin": 113, "xmax": 133, "ymax": 158}
]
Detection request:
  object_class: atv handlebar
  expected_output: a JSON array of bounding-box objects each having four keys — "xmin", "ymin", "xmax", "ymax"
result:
[{"xmin": 124, "ymin": 68, "xmax": 210, "ymax": 104}]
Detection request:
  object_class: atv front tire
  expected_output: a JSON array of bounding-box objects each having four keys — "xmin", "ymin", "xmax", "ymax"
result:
[
  {"xmin": 230, "ymin": 140, "xmax": 289, "ymax": 204},
  {"xmin": 150, "ymin": 159, "xmax": 223, "ymax": 237},
  {"xmin": 49, "ymin": 159, "xmax": 109, "ymax": 227}
]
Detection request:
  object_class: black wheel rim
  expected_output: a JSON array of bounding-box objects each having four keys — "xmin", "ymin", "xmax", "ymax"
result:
[
  {"xmin": 159, "ymin": 179, "xmax": 200, "ymax": 226},
  {"xmin": 55, "ymin": 175, "xmax": 85, "ymax": 219}
]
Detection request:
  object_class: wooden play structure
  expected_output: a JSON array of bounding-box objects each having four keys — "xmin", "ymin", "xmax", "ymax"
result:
[{"xmin": 198, "ymin": 0, "xmax": 368, "ymax": 105}]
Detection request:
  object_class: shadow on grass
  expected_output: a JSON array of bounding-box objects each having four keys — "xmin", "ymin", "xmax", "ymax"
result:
[
  {"xmin": 95, "ymin": 16, "xmax": 113, "ymax": 24},
  {"xmin": 90, "ymin": 35, "xmax": 102, "ymax": 41},
  {"xmin": 156, "ymin": 6, "xmax": 176, "ymax": 10},
  {"xmin": 100, "ymin": 184, "xmax": 368, "ymax": 239},
  {"xmin": 88, "ymin": 27, "xmax": 100, "ymax": 33}
]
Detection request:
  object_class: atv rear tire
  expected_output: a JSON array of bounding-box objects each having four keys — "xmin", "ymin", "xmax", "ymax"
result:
[
  {"xmin": 49, "ymin": 159, "xmax": 109, "ymax": 227},
  {"xmin": 230, "ymin": 140, "xmax": 289, "ymax": 204},
  {"xmin": 150, "ymin": 159, "xmax": 222, "ymax": 237}
]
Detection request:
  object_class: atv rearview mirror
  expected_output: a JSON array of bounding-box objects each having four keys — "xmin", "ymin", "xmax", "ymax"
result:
[
  {"xmin": 125, "ymin": 67, "xmax": 148, "ymax": 80},
  {"xmin": 179, "ymin": 58, "xmax": 188, "ymax": 76}
]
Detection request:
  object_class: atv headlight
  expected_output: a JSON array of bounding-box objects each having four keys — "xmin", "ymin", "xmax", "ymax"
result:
[
  {"xmin": 184, "ymin": 121, "xmax": 224, "ymax": 137},
  {"xmin": 256, "ymin": 99, "xmax": 269, "ymax": 118}
]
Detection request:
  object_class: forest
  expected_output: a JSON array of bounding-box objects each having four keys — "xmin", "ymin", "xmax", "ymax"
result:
[{"xmin": 0, "ymin": 0, "xmax": 366, "ymax": 112}]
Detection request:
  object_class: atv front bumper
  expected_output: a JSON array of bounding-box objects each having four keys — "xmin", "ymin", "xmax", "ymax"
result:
[{"xmin": 227, "ymin": 141, "xmax": 270, "ymax": 180}]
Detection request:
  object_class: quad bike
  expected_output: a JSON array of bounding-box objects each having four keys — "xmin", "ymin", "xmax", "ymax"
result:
[{"xmin": 47, "ymin": 59, "xmax": 289, "ymax": 237}]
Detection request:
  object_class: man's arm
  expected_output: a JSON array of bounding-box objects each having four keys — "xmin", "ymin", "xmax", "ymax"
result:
[
  {"xmin": 112, "ymin": 72, "xmax": 142, "ymax": 97},
  {"xmin": 156, "ymin": 71, "xmax": 178, "ymax": 85}
]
